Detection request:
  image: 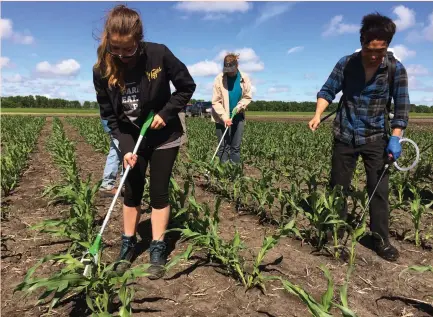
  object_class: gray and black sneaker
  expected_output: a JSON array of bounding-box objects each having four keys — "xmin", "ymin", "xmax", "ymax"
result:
[
  {"xmin": 114, "ymin": 234, "xmax": 137, "ymax": 274},
  {"xmin": 147, "ymin": 240, "xmax": 167, "ymax": 280}
]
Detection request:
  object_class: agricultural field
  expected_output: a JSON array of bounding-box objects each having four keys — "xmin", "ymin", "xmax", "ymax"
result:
[{"xmin": 1, "ymin": 115, "xmax": 432, "ymax": 317}]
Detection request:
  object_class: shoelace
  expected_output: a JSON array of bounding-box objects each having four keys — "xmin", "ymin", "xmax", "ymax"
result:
[
  {"xmin": 120, "ymin": 238, "xmax": 136, "ymax": 258},
  {"xmin": 150, "ymin": 243, "xmax": 166, "ymax": 264}
]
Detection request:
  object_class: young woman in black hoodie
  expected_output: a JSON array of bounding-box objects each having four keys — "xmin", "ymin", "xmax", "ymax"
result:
[{"xmin": 93, "ymin": 4, "xmax": 196, "ymax": 279}]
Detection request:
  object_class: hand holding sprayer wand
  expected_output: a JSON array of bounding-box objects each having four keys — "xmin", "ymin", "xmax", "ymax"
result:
[{"xmin": 81, "ymin": 111, "xmax": 155, "ymax": 277}]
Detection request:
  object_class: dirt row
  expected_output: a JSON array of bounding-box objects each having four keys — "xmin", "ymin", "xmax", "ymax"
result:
[{"xmin": 1, "ymin": 117, "xmax": 432, "ymax": 317}]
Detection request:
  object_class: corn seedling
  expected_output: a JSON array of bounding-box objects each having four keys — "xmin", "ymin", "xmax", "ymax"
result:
[{"xmin": 407, "ymin": 185, "xmax": 433, "ymax": 246}]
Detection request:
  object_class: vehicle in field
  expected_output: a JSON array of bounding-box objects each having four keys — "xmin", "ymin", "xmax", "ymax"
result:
[
  {"xmin": 190, "ymin": 101, "xmax": 212, "ymax": 118},
  {"xmin": 184, "ymin": 103, "xmax": 193, "ymax": 117}
]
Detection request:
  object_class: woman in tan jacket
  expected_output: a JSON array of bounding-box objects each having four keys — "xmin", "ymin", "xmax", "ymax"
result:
[{"xmin": 211, "ymin": 53, "xmax": 253, "ymax": 163}]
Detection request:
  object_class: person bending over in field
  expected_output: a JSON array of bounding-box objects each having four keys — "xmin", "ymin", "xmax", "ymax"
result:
[
  {"xmin": 93, "ymin": 4, "xmax": 196, "ymax": 279},
  {"xmin": 211, "ymin": 53, "xmax": 253, "ymax": 164},
  {"xmin": 308, "ymin": 12, "xmax": 410, "ymax": 262}
]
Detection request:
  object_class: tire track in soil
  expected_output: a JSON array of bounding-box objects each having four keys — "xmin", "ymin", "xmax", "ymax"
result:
[{"xmin": 1, "ymin": 118, "xmax": 77, "ymax": 317}]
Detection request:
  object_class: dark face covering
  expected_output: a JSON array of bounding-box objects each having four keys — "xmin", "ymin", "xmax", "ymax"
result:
[{"xmin": 223, "ymin": 60, "xmax": 237, "ymax": 74}]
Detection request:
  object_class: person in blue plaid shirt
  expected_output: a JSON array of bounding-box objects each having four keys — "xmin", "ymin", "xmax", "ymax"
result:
[{"xmin": 309, "ymin": 13, "xmax": 410, "ymax": 262}]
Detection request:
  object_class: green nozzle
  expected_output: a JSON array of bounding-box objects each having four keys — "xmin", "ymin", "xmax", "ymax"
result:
[
  {"xmin": 140, "ymin": 111, "xmax": 155, "ymax": 136},
  {"xmin": 89, "ymin": 234, "xmax": 102, "ymax": 256}
]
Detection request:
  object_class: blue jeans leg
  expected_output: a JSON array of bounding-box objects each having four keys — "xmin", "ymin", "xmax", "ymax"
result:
[
  {"xmin": 101, "ymin": 136, "xmax": 123, "ymax": 189},
  {"xmin": 228, "ymin": 118, "xmax": 245, "ymax": 164},
  {"xmin": 215, "ymin": 123, "xmax": 230, "ymax": 163}
]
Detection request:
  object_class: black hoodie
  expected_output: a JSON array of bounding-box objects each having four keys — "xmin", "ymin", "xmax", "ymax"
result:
[{"xmin": 93, "ymin": 41, "xmax": 196, "ymax": 155}]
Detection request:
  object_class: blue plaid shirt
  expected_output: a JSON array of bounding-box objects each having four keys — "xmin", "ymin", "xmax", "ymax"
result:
[{"xmin": 317, "ymin": 52, "xmax": 410, "ymax": 146}]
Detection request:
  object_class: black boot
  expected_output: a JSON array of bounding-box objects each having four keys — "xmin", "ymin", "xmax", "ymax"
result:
[
  {"xmin": 373, "ymin": 238, "xmax": 399, "ymax": 262},
  {"xmin": 114, "ymin": 234, "xmax": 137, "ymax": 274},
  {"xmin": 148, "ymin": 240, "xmax": 167, "ymax": 280}
]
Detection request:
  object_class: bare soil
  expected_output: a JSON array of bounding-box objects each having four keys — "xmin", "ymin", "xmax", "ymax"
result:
[{"xmin": 1, "ymin": 118, "xmax": 432, "ymax": 317}]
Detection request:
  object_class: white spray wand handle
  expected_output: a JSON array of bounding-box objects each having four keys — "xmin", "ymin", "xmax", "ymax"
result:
[
  {"xmin": 98, "ymin": 134, "xmax": 143, "ymax": 236},
  {"xmin": 210, "ymin": 126, "xmax": 230, "ymax": 164}
]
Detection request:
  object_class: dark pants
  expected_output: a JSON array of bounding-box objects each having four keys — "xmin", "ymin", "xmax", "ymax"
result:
[
  {"xmin": 215, "ymin": 115, "xmax": 245, "ymax": 164},
  {"xmin": 330, "ymin": 137, "xmax": 390, "ymax": 242},
  {"xmin": 123, "ymin": 146, "xmax": 179, "ymax": 209}
]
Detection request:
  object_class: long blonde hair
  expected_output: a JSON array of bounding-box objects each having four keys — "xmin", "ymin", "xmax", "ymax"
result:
[{"xmin": 94, "ymin": 5, "xmax": 144, "ymax": 92}]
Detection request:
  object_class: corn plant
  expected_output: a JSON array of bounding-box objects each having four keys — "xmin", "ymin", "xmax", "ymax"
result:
[
  {"xmin": 268, "ymin": 265, "xmax": 358, "ymax": 317},
  {"xmin": 67, "ymin": 117, "xmax": 110, "ymax": 154},
  {"xmin": 400, "ymin": 265, "xmax": 433, "ymax": 278},
  {"xmin": 244, "ymin": 219, "xmax": 301, "ymax": 291},
  {"xmin": 32, "ymin": 118, "xmax": 100, "ymax": 255},
  {"xmin": 43, "ymin": 118, "xmax": 81, "ymax": 201},
  {"xmin": 32, "ymin": 176, "xmax": 101, "ymax": 256},
  {"xmin": 14, "ymin": 253, "xmax": 150, "ymax": 316},
  {"xmin": 290, "ymin": 187, "xmax": 346, "ymax": 251},
  {"xmin": 1, "ymin": 116, "xmax": 45, "ymax": 196},
  {"xmin": 406, "ymin": 184, "xmax": 433, "ymax": 246}
]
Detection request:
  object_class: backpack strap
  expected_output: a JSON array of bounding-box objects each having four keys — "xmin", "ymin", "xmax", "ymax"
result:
[
  {"xmin": 385, "ymin": 52, "xmax": 397, "ymax": 137},
  {"xmin": 386, "ymin": 51, "xmax": 396, "ymax": 111},
  {"xmin": 335, "ymin": 52, "xmax": 359, "ymax": 114}
]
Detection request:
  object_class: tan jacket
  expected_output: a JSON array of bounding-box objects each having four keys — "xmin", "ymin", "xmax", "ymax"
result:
[{"xmin": 211, "ymin": 70, "xmax": 253, "ymax": 124}]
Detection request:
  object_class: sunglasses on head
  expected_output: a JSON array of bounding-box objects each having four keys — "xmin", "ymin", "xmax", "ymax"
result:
[{"xmin": 224, "ymin": 61, "xmax": 237, "ymax": 67}]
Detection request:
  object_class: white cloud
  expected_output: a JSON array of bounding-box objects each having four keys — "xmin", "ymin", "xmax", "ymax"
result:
[
  {"xmin": 187, "ymin": 60, "xmax": 220, "ymax": 77},
  {"xmin": 419, "ymin": 96, "xmax": 433, "ymax": 105},
  {"xmin": 288, "ymin": 46, "xmax": 304, "ymax": 54},
  {"xmin": 0, "ymin": 19, "xmax": 13, "ymax": 38},
  {"xmin": 202, "ymin": 13, "xmax": 227, "ymax": 21},
  {"xmin": 392, "ymin": 5, "xmax": 416, "ymax": 31},
  {"xmin": 425, "ymin": 12, "xmax": 433, "ymax": 41},
  {"xmin": 3, "ymin": 74, "xmax": 23, "ymax": 83},
  {"xmin": 255, "ymin": 2, "xmax": 294, "ymax": 26},
  {"xmin": 2, "ymin": 77, "xmax": 86, "ymax": 100},
  {"xmin": 388, "ymin": 45, "xmax": 416, "ymax": 61},
  {"xmin": 12, "ymin": 33, "xmax": 34, "ymax": 45},
  {"xmin": 268, "ymin": 85, "xmax": 290, "ymax": 94},
  {"xmin": 406, "ymin": 11, "xmax": 433, "ymax": 42},
  {"xmin": 237, "ymin": 2, "xmax": 294, "ymax": 38},
  {"xmin": 322, "ymin": 15, "xmax": 358, "ymax": 37},
  {"xmin": 408, "ymin": 76, "xmax": 420, "ymax": 89},
  {"xmin": 0, "ymin": 56, "xmax": 11, "ymax": 68},
  {"xmin": 174, "ymin": 1, "xmax": 251, "ymax": 13},
  {"xmin": 35, "ymin": 59, "xmax": 81, "ymax": 77},
  {"xmin": 214, "ymin": 47, "xmax": 264, "ymax": 73},
  {"xmin": 0, "ymin": 18, "xmax": 34, "ymax": 44},
  {"xmin": 406, "ymin": 65, "xmax": 429, "ymax": 76},
  {"xmin": 241, "ymin": 61, "xmax": 264, "ymax": 72}
]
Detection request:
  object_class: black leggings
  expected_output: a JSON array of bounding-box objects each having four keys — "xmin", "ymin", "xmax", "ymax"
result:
[{"xmin": 123, "ymin": 146, "xmax": 179, "ymax": 209}]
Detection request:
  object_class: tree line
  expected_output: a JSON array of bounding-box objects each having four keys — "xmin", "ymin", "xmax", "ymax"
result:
[
  {"xmin": 1, "ymin": 95, "xmax": 433, "ymax": 113},
  {"xmin": 1, "ymin": 95, "xmax": 98, "ymax": 109}
]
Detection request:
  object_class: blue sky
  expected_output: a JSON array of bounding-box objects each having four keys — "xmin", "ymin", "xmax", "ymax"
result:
[{"xmin": 1, "ymin": 1, "xmax": 433, "ymax": 106}]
